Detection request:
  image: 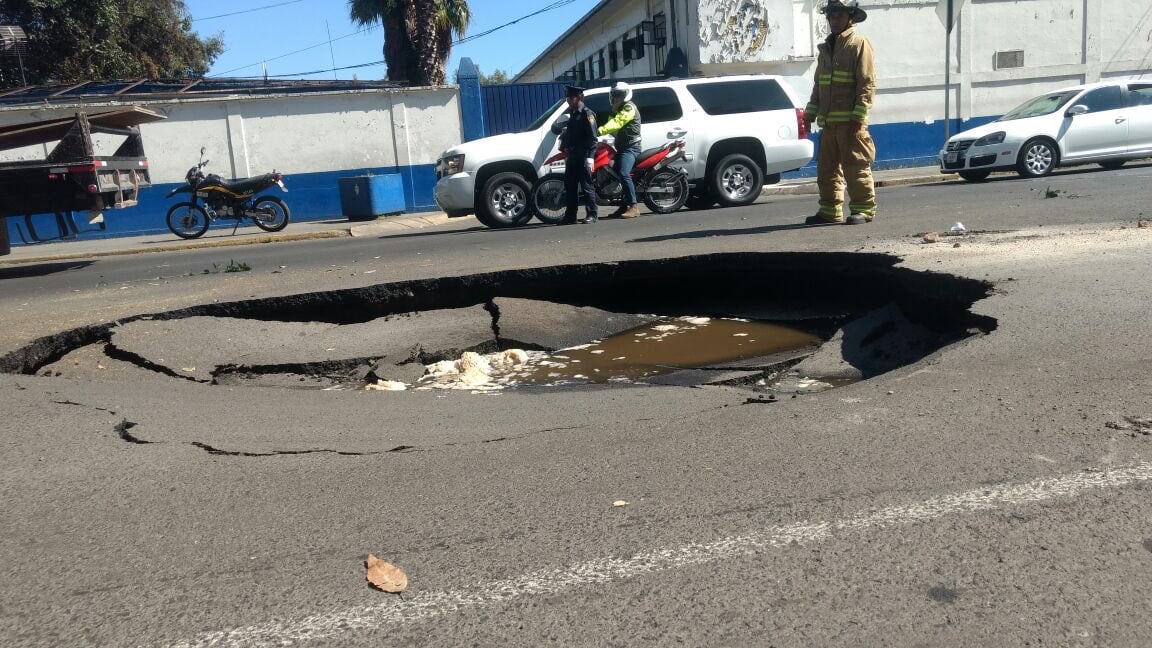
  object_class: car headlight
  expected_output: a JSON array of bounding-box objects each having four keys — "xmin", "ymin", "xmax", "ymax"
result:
[
  {"xmin": 974, "ymin": 131, "xmax": 1006, "ymax": 146},
  {"xmin": 440, "ymin": 154, "xmax": 465, "ymax": 175}
]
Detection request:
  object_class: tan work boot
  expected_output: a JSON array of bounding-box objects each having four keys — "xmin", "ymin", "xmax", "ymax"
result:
[
  {"xmin": 607, "ymin": 205, "xmax": 627, "ymax": 219},
  {"xmin": 804, "ymin": 213, "xmax": 843, "ymax": 225},
  {"xmin": 620, "ymin": 204, "xmax": 640, "ymax": 218}
]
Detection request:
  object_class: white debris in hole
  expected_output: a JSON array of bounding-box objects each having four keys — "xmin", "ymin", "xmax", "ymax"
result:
[
  {"xmin": 416, "ymin": 349, "xmax": 542, "ymax": 391},
  {"xmin": 365, "ymin": 380, "xmax": 408, "ymax": 391}
]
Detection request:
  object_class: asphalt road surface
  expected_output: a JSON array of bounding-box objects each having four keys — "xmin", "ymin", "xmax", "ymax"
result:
[{"xmin": 2, "ymin": 163, "xmax": 1152, "ymax": 647}]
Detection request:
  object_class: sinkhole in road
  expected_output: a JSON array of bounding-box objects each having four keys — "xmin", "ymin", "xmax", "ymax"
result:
[{"xmin": 0, "ymin": 252, "xmax": 997, "ymax": 394}]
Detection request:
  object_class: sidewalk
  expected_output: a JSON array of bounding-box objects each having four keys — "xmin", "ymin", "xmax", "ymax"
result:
[{"xmin": 0, "ymin": 165, "xmax": 955, "ymax": 265}]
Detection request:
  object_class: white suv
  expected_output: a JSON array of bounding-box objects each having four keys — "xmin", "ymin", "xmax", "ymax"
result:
[{"xmin": 434, "ymin": 75, "xmax": 814, "ymax": 227}]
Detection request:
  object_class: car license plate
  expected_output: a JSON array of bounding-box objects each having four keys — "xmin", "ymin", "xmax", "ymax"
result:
[{"xmin": 946, "ymin": 152, "xmax": 959, "ymax": 163}]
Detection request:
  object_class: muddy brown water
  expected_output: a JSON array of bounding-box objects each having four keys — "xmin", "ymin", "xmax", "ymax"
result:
[{"xmin": 502, "ymin": 318, "xmax": 821, "ymax": 386}]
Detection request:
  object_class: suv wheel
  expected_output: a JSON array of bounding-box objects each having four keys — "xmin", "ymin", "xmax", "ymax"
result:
[
  {"xmin": 479, "ymin": 172, "xmax": 532, "ymax": 228},
  {"xmin": 710, "ymin": 154, "xmax": 763, "ymax": 206}
]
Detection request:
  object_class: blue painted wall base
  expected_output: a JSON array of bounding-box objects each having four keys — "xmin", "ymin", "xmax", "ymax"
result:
[{"xmin": 6, "ymin": 164, "xmax": 438, "ymax": 247}]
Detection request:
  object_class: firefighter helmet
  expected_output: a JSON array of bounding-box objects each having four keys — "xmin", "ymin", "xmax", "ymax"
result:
[{"xmin": 820, "ymin": 0, "xmax": 868, "ymax": 22}]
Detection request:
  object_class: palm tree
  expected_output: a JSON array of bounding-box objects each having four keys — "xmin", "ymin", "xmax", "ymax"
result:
[{"xmin": 348, "ymin": 0, "xmax": 470, "ymax": 86}]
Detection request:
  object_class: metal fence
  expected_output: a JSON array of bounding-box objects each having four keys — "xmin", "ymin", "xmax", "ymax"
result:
[{"xmin": 480, "ymin": 81, "xmax": 566, "ymax": 136}]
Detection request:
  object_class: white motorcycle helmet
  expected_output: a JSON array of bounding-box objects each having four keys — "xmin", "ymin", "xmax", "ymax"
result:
[{"xmin": 610, "ymin": 82, "xmax": 633, "ymax": 108}]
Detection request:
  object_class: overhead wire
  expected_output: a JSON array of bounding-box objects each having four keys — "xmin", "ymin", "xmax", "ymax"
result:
[
  {"xmin": 193, "ymin": 0, "xmax": 308, "ymax": 22},
  {"xmin": 211, "ymin": 0, "xmax": 579, "ymax": 79},
  {"xmin": 208, "ymin": 25, "xmax": 379, "ymax": 77}
]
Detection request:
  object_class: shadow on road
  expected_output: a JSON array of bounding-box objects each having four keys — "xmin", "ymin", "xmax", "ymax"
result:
[
  {"xmin": 927, "ymin": 160, "xmax": 1152, "ymax": 189},
  {"xmin": 0, "ymin": 260, "xmax": 94, "ymax": 279},
  {"xmin": 373, "ymin": 221, "xmax": 562, "ymax": 241},
  {"xmin": 627, "ymin": 221, "xmax": 826, "ymax": 243}
]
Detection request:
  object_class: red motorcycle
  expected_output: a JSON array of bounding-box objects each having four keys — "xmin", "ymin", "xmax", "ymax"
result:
[{"xmin": 529, "ymin": 139, "xmax": 689, "ymax": 224}]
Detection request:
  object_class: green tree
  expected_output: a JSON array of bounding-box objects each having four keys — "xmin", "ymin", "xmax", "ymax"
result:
[
  {"xmin": 348, "ymin": 0, "xmax": 470, "ymax": 86},
  {"xmin": 452, "ymin": 66, "xmax": 507, "ymax": 85},
  {"xmin": 480, "ymin": 68, "xmax": 509, "ymax": 85},
  {"xmin": 0, "ymin": 0, "xmax": 223, "ymax": 88}
]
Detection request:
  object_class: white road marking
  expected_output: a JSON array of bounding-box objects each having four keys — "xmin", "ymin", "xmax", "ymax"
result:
[{"xmin": 171, "ymin": 462, "xmax": 1152, "ymax": 647}]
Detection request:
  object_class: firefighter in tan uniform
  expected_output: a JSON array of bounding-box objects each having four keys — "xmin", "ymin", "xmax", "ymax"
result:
[{"xmin": 803, "ymin": 0, "xmax": 877, "ymax": 225}]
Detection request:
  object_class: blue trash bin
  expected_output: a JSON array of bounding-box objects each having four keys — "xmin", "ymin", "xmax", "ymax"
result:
[{"xmin": 338, "ymin": 174, "xmax": 406, "ymax": 222}]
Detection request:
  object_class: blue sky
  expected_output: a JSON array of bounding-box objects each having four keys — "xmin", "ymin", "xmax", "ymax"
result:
[{"xmin": 186, "ymin": 0, "xmax": 600, "ymax": 81}]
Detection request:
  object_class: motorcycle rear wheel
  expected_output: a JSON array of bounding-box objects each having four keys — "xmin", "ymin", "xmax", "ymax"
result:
[
  {"xmin": 251, "ymin": 196, "xmax": 291, "ymax": 232},
  {"xmin": 642, "ymin": 170, "xmax": 689, "ymax": 214},
  {"xmin": 530, "ymin": 173, "xmax": 569, "ymax": 224},
  {"xmin": 166, "ymin": 202, "xmax": 211, "ymax": 239}
]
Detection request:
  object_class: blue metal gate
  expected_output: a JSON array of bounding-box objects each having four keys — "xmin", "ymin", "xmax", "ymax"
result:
[{"xmin": 480, "ymin": 82, "xmax": 566, "ymax": 136}]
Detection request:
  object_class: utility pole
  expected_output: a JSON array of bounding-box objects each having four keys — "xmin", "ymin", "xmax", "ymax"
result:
[
  {"xmin": 326, "ymin": 21, "xmax": 337, "ymax": 80},
  {"xmin": 944, "ymin": 0, "xmax": 954, "ymax": 141},
  {"xmin": 939, "ymin": 0, "xmax": 968, "ymax": 140}
]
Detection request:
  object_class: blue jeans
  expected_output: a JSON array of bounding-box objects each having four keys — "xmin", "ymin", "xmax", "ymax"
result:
[{"xmin": 615, "ymin": 146, "xmax": 640, "ymax": 206}]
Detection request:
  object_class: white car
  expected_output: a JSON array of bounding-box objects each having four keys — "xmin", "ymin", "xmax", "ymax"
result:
[
  {"xmin": 941, "ymin": 79, "xmax": 1152, "ymax": 182},
  {"xmin": 434, "ymin": 75, "xmax": 814, "ymax": 227}
]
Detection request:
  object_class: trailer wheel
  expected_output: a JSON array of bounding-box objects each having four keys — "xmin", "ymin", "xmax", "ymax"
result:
[{"xmin": 166, "ymin": 202, "xmax": 211, "ymax": 239}]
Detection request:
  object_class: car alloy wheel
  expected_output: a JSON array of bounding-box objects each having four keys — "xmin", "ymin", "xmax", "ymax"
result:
[{"xmin": 1017, "ymin": 138, "xmax": 1057, "ymax": 178}]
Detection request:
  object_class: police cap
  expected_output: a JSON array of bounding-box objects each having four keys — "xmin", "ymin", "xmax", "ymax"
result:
[{"xmin": 564, "ymin": 84, "xmax": 585, "ymax": 98}]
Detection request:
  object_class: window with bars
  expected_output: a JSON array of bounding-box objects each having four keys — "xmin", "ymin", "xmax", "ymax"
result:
[{"xmin": 652, "ymin": 13, "xmax": 666, "ymax": 75}]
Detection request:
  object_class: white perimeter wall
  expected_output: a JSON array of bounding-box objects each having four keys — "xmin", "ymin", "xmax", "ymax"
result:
[{"xmin": 0, "ymin": 87, "xmax": 461, "ymax": 183}]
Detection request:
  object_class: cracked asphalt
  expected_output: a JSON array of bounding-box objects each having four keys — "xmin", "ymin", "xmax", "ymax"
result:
[{"xmin": 2, "ymin": 164, "xmax": 1152, "ymax": 647}]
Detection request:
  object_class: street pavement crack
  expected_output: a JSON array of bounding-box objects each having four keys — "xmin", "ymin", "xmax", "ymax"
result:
[
  {"xmin": 105, "ymin": 342, "xmax": 204, "ymax": 382},
  {"xmin": 51, "ymin": 398, "xmax": 114, "ymax": 412},
  {"xmin": 187, "ymin": 441, "xmax": 384, "ymax": 457},
  {"xmin": 116, "ymin": 419, "xmax": 150, "ymax": 444}
]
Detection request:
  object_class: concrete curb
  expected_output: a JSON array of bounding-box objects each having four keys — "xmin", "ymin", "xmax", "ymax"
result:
[
  {"xmin": 0, "ymin": 229, "xmax": 351, "ymax": 266},
  {"xmin": 0, "ymin": 213, "xmax": 454, "ymax": 266},
  {"xmin": 347, "ymin": 213, "xmax": 453, "ymax": 236},
  {"xmin": 762, "ymin": 173, "xmax": 956, "ymax": 197}
]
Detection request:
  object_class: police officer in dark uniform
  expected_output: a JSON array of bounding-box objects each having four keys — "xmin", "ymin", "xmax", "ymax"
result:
[{"xmin": 558, "ymin": 85, "xmax": 599, "ymax": 224}]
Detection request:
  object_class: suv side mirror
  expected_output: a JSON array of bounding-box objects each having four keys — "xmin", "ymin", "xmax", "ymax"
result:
[
  {"xmin": 550, "ymin": 114, "xmax": 570, "ymax": 135},
  {"xmin": 1065, "ymin": 104, "xmax": 1088, "ymax": 117}
]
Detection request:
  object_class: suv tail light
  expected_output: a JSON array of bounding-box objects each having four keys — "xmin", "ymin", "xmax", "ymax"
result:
[{"xmin": 795, "ymin": 109, "xmax": 809, "ymax": 139}]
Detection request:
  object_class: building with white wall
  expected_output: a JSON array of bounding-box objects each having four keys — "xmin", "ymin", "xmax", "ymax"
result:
[{"xmin": 516, "ymin": 0, "xmax": 1152, "ymax": 166}]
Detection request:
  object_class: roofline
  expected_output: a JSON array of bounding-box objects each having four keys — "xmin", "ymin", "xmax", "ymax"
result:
[
  {"xmin": 0, "ymin": 86, "xmax": 445, "ymax": 114},
  {"xmin": 512, "ymin": 0, "xmax": 620, "ymax": 82}
]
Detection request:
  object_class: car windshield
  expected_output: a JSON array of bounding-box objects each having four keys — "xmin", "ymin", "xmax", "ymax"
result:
[
  {"xmin": 522, "ymin": 99, "xmax": 566, "ymax": 132},
  {"xmin": 997, "ymin": 90, "xmax": 1080, "ymax": 121}
]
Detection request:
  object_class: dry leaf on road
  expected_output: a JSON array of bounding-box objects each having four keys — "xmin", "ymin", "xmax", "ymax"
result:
[{"xmin": 365, "ymin": 554, "xmax": 408, "ymax": 592}]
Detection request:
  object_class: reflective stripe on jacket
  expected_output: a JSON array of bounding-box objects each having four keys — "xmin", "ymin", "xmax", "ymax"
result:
[
  {"xmin": 804, "ymin": 26, "xmax": 876, "ymax": 128},
  {"xmin": 598, "ymin": 101, "xmax": 641, "ymax": 151}
]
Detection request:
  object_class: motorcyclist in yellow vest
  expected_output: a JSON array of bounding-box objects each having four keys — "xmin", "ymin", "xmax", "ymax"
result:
[
  {"xmin": 598, "ymin": 82, "xmax": 642, "ymax": 218},
  {"xmin": 803, "ymin": 0, "xmax": 877, "ymax": 225}
]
